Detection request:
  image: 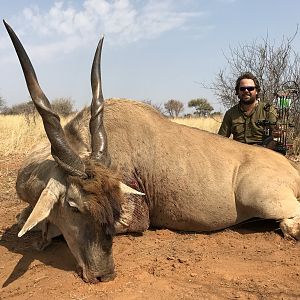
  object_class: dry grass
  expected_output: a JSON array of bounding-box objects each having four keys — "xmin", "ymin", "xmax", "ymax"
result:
[
  {"xmin": 0, "ymin": 114, "xmax": 71, "ymax": 157},
  {"xmin": 172, "ymin": 116, "xmax": 222, "ymax": 134},
  {"xmin": 0, "ymin": 115, "xmax": 44, "ymax": 157}
]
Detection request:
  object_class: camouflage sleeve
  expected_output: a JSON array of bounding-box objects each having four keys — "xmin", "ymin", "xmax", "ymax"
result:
[{"xmin": 218, "ymin": 110, "xmax": 232, "ymax": 137}]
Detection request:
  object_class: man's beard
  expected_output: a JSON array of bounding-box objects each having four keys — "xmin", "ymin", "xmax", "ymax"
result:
[{"xmin": 239, "ymin": 95, "xmax": 256, "ymax": 105}]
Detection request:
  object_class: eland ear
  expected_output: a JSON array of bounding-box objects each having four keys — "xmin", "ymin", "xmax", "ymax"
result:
[
  {"xmin": 18, "ymin": 178, "xmax": 65, "ymax": 237},
  {"xmin": 119, "ymin": 182, "xmax": 145, "ymax": 195}
]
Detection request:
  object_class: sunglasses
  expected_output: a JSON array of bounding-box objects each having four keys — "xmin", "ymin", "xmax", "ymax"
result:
[{"xmin": 239, "ymin": 86, "xmax": 256, "ymax": 92}]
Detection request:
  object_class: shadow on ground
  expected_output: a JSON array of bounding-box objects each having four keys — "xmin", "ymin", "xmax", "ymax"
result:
[{"xmin": 0, "ymin": 223, "xmax": 75, "ymax": 287}]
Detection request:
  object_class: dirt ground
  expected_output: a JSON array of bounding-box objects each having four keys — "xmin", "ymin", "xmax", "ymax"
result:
[{"xmin": 1, "ymin": 156, "xmax": 300, "ymax": 300}]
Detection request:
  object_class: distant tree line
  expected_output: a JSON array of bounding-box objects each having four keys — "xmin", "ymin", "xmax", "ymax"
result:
[
  {"xmin": 1, "ymin": 95, "xmax": 220, "ymax": 120},
  {"xmin": 0, "ymin": 97, "xmax": 75, "ymax": 117},
  {"xmin": 143, "ymin": 98, "xmax": 219, "ymax": 118}
]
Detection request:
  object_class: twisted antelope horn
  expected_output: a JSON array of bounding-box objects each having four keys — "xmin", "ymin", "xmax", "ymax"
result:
[
  {"xmin": 3, "ymin": 20, "xmax": 87, "ymax": 177},
  {"xmin": 90, "ymin": 36, "xmax": 110, "ymax": 166}
]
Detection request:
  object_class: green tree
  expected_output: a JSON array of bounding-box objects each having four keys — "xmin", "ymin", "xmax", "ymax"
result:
[
  {"xmin": 188, "ymin": 98, "xmax": 214, "ymax": 117},
  {"xmin": 164, "ymin": 99, "xmax": 184, "ymax": 118}
]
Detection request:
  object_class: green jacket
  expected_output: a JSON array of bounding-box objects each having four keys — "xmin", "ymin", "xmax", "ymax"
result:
[{"xmin": 218, "ymin": 101, "xmax": 277, "ymax": 144}]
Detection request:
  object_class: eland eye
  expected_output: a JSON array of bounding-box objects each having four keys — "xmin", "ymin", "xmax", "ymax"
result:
[{"xmin": 67, "ymin": 200, "xmax": 80, "ymax": 213}]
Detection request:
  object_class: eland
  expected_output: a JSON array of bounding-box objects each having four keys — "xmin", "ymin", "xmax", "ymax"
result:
[{"xmin": 4, "ymin": 20, "xmax": 300, "ymax": 283}]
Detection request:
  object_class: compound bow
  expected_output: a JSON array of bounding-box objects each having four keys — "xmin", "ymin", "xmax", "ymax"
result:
[{"xmin": 260, "ymin": 81, "xmax": 299, "ymax": 155}]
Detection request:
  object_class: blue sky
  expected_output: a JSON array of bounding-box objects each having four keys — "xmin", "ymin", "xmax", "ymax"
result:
[{"xmin": 1, "ymin": 0, "xmax": 300, "ymax": 113}]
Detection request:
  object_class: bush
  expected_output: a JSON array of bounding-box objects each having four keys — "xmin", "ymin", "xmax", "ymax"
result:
[
  {"xmin": 164, "ymin": 99, "xmax": 184, "ymax": 118},
  {"xmin": 51, "ymin": 97, "xmax": 75, "ymax": 117}
]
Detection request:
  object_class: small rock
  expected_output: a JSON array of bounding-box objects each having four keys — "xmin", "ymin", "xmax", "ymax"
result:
[{"xmin": 167, "ymin": 256, "xmax": 175, "ymax": 261}]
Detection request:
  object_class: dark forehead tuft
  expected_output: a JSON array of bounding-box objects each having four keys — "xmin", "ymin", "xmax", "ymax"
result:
[{"xmin": 67, "ymin": 160, "xmax": 123, "ymax": 230}]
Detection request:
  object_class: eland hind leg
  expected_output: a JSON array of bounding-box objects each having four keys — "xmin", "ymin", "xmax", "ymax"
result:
[
  {"xmin": 238, "ymin": 186, "xmax": 300, "ymax": 240},
  {"xmin": 258, "ymin": 193, "xmax": 300, "ymax": 240},
  {"xmin": 280, "ymin": 216, "xmax": 300, "ymax": 240}
]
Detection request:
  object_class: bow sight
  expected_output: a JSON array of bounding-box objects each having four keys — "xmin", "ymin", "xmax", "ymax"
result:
[{"xmin": 257, "ymin": 81, "xmax": 298, "ymax": 155}]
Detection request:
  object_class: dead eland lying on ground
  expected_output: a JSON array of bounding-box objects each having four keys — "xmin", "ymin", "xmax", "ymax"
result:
[{"xmin": 4, "ymin": 20, "xmax": 300, "ymax": 283}]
